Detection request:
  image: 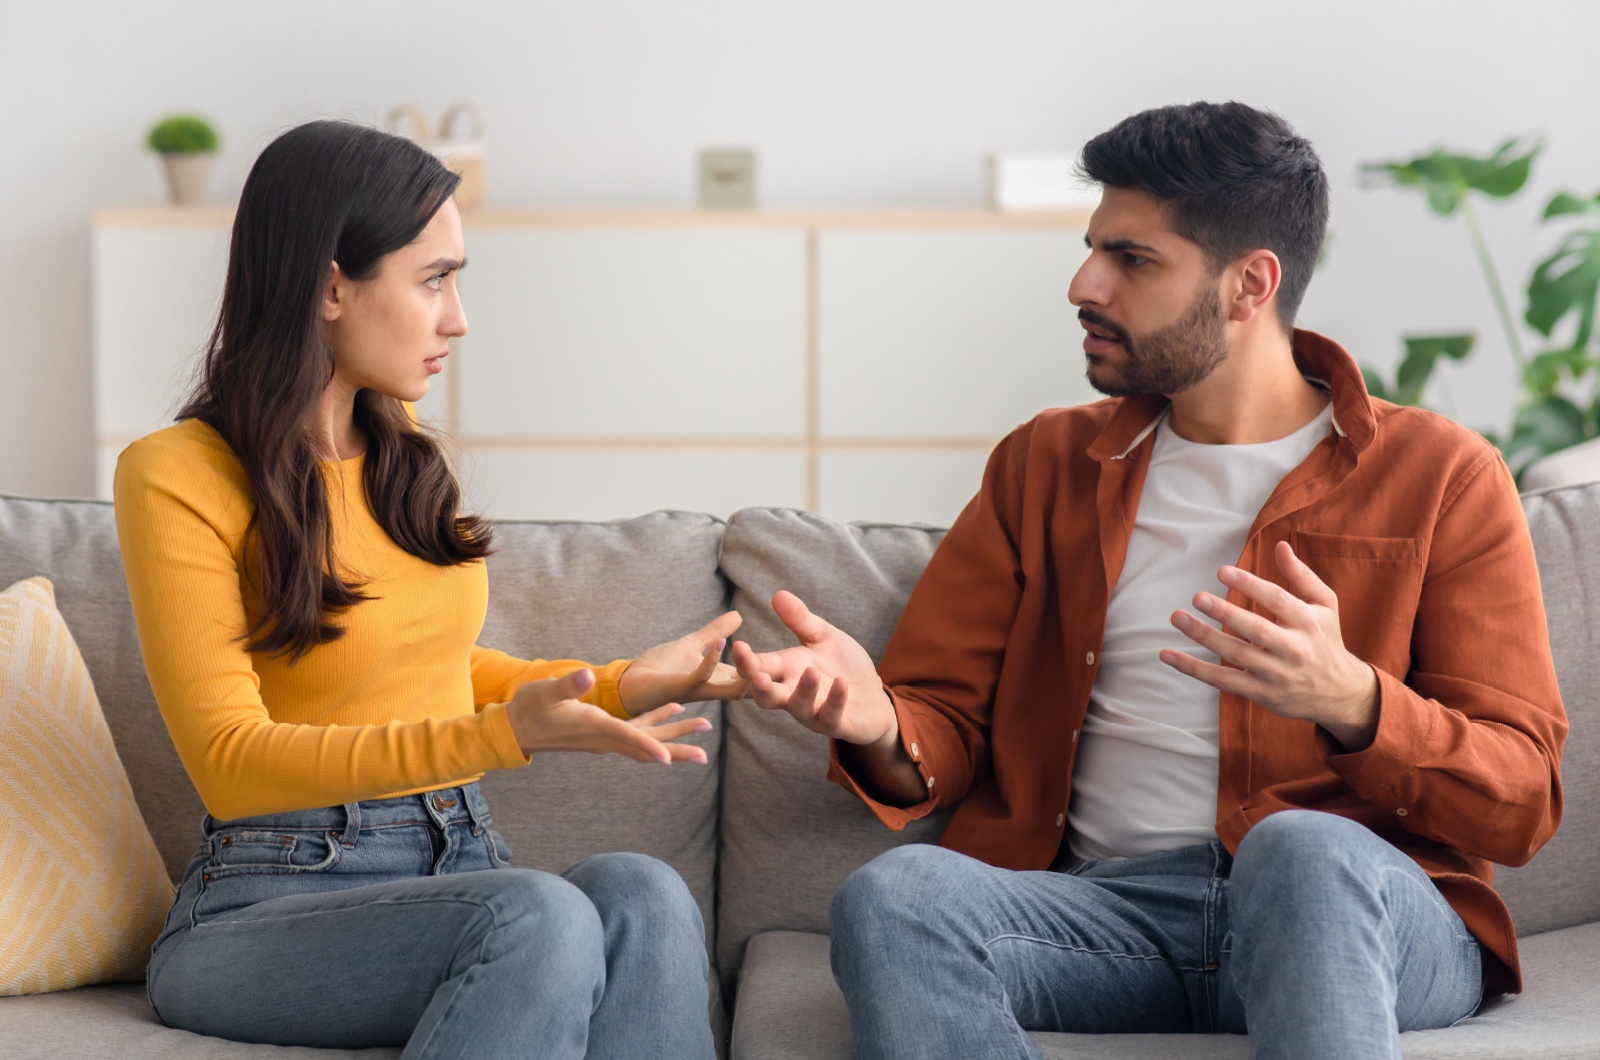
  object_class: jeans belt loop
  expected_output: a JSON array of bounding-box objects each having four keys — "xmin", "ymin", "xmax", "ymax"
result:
[
  {"xmin": 464, "ymin": 782, "xmax": 489, "ymax": 836},
  {"xmin": 336, "ymin": 801, "xmax": 361, "ymax": 848}
]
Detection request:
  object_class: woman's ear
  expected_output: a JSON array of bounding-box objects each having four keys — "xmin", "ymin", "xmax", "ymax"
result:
[
  {"xmin": 1228, "ymin": 249, "xmax": 1282, "ymax": 324},
  {"xmin": 321, "ymin": 261, "xmax": 346, "ymax": 323}
]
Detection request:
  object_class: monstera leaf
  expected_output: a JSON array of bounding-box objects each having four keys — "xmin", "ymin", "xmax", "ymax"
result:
[
  {"xmin": 1361, "ymin": 137, "xmax": 1540, "ymax": 216},
  {"xmin": 1365, "ymin": 334, "xmax": 1475, "ymax": 406},
  {"xmin": 1526, "ymin": 191, "xmax": 1600, "ymax": 351}
]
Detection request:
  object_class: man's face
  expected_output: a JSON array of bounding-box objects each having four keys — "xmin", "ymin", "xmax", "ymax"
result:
[{"xmin": 1068, "ymin": 186, "xmax": 1228, "ymax": 398}]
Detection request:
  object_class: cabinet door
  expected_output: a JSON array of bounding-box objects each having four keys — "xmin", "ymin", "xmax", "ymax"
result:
[
  {"xmin": 815, "ymin": 227, "xmax": 1092, "ymax": 525},
  {"xmin": 453, "ymin": 226, "xmax": 809, "ymax": 519},
  {"xmin": 91, "ymin": 222, "xmax": 451, "ymax": 498},
  {"xmin": 92, "ymin": 225, "xmax": 228, "ymax": 497}
]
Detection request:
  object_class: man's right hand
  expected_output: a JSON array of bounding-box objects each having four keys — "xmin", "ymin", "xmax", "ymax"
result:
[{"xmin": 730, "ymin": 591, "xmax": 928, "ymax": 805}]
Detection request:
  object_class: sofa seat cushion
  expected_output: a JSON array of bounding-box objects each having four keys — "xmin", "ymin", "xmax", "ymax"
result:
[
  {"xmin": 0, "ymin": 983, "xmax": 400, "ymax": 1058},
  {"xmin": 732, "ymin": 924, "xmax": 1600, "ymax": 1059}
]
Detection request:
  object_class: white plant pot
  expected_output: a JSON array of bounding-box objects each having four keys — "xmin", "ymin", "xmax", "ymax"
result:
[{"xmin": 161, "ymin": 153, "xmax": 213, "ymax": 207}]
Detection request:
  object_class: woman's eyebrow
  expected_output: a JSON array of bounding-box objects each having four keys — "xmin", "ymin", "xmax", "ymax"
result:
[{"xmin": 419, "ymin": 256, "xmax": 468, "ymax": 272}]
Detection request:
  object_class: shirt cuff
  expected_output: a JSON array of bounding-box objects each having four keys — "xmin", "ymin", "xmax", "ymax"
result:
[
  {"xmin": 585, "ymin": 658, "xmax": 634, "ymax": 718},
  {"xmin": 826, "ymin": 691, "xmax": 940, "ymax": 830},
  {"xmin": 1320, "ymin": 666, "xmax": 1429, "ymax": 814}
]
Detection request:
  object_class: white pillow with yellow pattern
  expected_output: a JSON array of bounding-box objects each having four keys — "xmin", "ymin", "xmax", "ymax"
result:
[{"xmin": 0, "ymin": 576, "xmax": 173, "ymax": 994}]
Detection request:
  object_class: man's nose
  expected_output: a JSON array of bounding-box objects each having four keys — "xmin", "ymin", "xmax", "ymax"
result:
[{"xmin": 1068, "ymin": 254, "xmax": 1107, "ymax": 309}]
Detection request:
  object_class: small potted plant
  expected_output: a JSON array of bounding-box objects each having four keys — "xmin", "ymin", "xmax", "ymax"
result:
[{"xmin": 147, "ymin": 115, "xmax": 219, "ymax": 207}]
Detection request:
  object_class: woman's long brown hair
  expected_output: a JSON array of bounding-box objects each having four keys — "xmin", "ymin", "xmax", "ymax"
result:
[{"xmin": 179, "ymin": 120, "xmax": 493, "ymax": 662}]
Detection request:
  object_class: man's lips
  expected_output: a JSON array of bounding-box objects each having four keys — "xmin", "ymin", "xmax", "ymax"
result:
[{"xmin": 1081, "ymin": 321, "xmax": 1124, "ymax": 355}]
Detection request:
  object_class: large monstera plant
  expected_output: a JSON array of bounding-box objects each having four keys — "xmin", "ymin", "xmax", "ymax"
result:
[{"xmin": 1361, "ymin": 138, "xmax": 1600, "ymax": 481}]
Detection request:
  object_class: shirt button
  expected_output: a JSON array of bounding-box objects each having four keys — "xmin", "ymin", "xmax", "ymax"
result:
[
  {"xmin": 909, "ymin": 742, "xmax": 920, "ymax": 759},
  {"xmin": 1086, "ymin": 651, "xmax": 1096, "ymax": 666},
  {"xmin": 1396, "ymin": 807, "xmax": 1409, "ymax": 817},
  {"xmin": 1072, "ymin": 729, "xmax": 1079, "ymax": 744},
  {"xmin": 1055, "ymin": 813, "xmax": 1065, "ymax": 828},
  {"xmin": 926, "ymin": 775, "xmax": 936, "ymax": 789}
]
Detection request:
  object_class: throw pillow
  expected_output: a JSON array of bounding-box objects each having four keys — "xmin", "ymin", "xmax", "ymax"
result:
[{"xmin": 0, "ymin": 576, "xmax": 173, "ymax": 994}]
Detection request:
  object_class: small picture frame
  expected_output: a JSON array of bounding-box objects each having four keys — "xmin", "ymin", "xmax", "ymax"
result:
[{"xmin": 698, "ymin": 148, "xmax": 757, "ymax": 210}]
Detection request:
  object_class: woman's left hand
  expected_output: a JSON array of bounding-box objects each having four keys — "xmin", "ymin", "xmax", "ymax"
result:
[{"xmin": 618, "ymin": 611, "xmax": 750, "ymax": 716}]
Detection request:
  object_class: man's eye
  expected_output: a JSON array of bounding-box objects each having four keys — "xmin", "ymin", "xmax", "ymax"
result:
[{"xmin": 1123, "ymin": 253, "xmax": 1148, "ymax": 268}]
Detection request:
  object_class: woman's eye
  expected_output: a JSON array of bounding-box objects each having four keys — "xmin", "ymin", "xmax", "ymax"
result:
[{"xmin": 426, "ymin": 273, "xmax": 446, "ymax": 290}]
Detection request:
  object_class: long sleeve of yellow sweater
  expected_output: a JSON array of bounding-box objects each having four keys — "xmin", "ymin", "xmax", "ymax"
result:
[{"xmin": 113, "ymin": 420, "xmax": 632, "ymax": 820}]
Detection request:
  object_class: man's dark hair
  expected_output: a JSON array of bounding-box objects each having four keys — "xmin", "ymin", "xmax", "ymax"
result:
[{"xmin": 1078, "ymin": 101, "xmax": 1329, "ymax": 330}]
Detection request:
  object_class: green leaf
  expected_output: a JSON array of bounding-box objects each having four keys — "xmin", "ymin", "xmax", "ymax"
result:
[
  {"xmin": 1543, "ymin": 191, "xmax": 1597, "ymax": 220},
  {"xmin": 1391, "ymin": 334, "xmax": 1474, "ymax": 405},
  {"xmin": 1510, "ymin": 395, "xmax": 1588, "ymax": 455},
  {"xmin": 1525, "ymin": 228, "xmax": 1600, "ymax": 347},
  {"xmin": 1405, "ymin": 334, "xmax": 1474, "ymax": 361},
  {"xmin": 1523, "ymin": 347, "xmax": 1593, "ymax": 396},
  {"xmin": 1457, "ymin": 137, "xmax": 1539, "ymax": 198},
  {"xmin": 1360, "ymin": 365, "xmax": 1392, "ymax": 402}
]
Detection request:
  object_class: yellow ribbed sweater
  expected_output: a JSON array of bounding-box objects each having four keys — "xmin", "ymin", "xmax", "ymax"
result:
[{"xmin": 113, "ymin": 419, "xmax": 631, "ymax": 820}]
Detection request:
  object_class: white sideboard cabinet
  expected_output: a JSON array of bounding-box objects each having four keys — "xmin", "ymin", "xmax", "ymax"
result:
[{"xmin": 92, "ymin": 208, "xmax": 1092, "ymax": 525}]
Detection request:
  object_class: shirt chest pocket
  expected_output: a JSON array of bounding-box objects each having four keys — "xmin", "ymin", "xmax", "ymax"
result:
[{"xmin": 1287, "ymin": 530, "xmax": 1424, "ymax": 676}]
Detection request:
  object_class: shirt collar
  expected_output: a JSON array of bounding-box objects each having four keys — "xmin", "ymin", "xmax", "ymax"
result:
[{"xmin": 1086, "ymin": 328, "xmax": 1376, "ymax": 462}]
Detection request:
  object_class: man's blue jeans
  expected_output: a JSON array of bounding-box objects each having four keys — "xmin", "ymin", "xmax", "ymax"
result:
[
  {"xmin": 830, "ymin": 810, "xmax": 1485, "ymax": 1060},
  {"xmin": 146, "ymin": 782, "xmax": 715, "ymax": 1059}
]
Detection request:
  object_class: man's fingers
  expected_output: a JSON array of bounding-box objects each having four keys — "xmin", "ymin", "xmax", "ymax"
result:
[
  {"xmin": 1191, "ymin": 593, "xmax": 1290, "ymax": 654},
  {"xmin": 772, "ymin": 591, "xmax": 833, "ymax": 645},
  {"xmin": 1159, "ymin": 648, "xmax": 1264, "ymax": 698},
  {"xmin": 1275, "ymin": 542, "xmax": 1337, "ymax": 608},
  {"xmin": 785, "ymin": 665, "xmax": 824, "ymax": 723},
  {"xmin": 816, "ymin": 675, "xmax": 850, "ymax": 731},
  {"xmin": 1218, "ymin": 566, "xmax": 1306, "ymax": 626},
  {"xmin": 731, "ymin": 641, "xmax": 785, "ymax": 683},
  {"xmin": 1171, "ymin": 612, "xmax": 1273, "ymax": 672}
]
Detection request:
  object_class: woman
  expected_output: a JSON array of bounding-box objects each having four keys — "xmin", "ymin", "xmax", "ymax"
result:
[{"xmin": 113, "ymin": 120, "xmax": 738, "ymax": 1057}]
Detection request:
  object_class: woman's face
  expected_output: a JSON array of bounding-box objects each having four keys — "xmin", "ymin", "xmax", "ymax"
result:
[{"xmin": 322, "ymin": 197, "xmax": 468, "ymax": 404}]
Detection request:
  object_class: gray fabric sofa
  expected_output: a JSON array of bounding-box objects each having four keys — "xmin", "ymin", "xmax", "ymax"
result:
[{"xmin": 0, "ymin": 487, "xmax": 1595, "ymax": 1058}]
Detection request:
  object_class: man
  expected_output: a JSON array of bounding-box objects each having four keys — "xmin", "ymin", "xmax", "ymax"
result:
[{"xmin": 731, "ymin": 102, "xmax": 1567, "ymax": 1060}]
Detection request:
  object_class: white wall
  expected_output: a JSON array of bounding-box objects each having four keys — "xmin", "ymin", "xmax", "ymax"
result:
[{"xmin": 4, "ymin": 0, "xmax": 1598, "ymax": 499}]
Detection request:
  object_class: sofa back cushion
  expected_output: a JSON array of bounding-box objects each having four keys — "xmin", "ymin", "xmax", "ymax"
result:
[
  {"xmin": 716, "ymin": 509, "xmax": 952, "ymax": 995},
  {"xmin": 0, "ymin": 495, "xmax": 200, "ymax": 881},
  {"xmin": 474, "ymin": 512, "xmax": 730, "ymax": 951},
  {"xmin": 1494, "ymin": 480, "xmax": 1600, "ymax": 935}
]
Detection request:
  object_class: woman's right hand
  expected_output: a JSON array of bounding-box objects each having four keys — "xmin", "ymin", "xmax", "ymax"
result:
[{"xmin": 505, "ymin": 668, "xmax": 713, "ymax": 765}]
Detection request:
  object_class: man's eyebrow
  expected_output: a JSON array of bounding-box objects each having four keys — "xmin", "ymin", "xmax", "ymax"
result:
[
  {"xmin": 1084, "ymin": 236, "xmax": 1162, "ymax": 256},
  {"xmin": 420, "ymin": 256, "xmax": 468, "ymax": 272}
]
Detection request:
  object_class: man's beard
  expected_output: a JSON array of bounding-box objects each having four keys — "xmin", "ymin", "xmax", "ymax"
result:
[{"xmin": 1081, "ymin": 285, "xmax": 1228, "ymax": 398}]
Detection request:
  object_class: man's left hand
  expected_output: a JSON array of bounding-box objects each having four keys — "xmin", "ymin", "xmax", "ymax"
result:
[{"xmin": 1160, "ymin": 540, "xmax": 1380, "ymax": 751}]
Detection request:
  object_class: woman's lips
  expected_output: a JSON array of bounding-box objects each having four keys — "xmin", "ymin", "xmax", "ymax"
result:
[{"xmin": 424, "ymin": 353, "xmax": 447, "ymax": 374}]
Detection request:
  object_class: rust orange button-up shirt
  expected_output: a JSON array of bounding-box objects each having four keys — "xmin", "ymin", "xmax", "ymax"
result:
[{"xmin": 830, "ymin": 330, "xmax": 1567, "ymax": 996}]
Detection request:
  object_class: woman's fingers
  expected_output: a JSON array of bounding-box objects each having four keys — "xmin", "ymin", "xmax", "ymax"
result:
[{"xmin": 594, "ymin": 714, "xmax": 673, "ymax": 763}]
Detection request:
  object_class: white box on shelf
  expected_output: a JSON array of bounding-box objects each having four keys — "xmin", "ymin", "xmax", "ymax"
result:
[{"xmin": 988, "ymin": 153, "xmax": 1099, "ymax": 213}]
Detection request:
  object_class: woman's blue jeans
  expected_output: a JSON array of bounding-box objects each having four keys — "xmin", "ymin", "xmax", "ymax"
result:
[
  {"xmin": 146, "ymin": 782, "xmax": 715, "ymax": 1059},
  {"xmin": 830, "ymin": 810, "xmax": 1486, "ymax": 1060}
]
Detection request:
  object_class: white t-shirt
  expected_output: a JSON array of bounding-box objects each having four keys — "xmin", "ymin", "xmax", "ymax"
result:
[{"xmin": 1066, "ymin": 403, "xmax": 1335, "ymax": 861}]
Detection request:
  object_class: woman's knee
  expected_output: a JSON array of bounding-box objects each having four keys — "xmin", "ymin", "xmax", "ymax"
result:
[
  {"xmin": 476, "ymin": 868, "xmax": 605, "ymax": 972},
  {"xmin": 564, "ymin": 852, "xmax": 702, "ymax": 932}
]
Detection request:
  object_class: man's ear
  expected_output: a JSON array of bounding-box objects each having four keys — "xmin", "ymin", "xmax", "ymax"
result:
[
  {"xmin": 320, "ymin": 261, "xmax": 346, "ymax": 323},
  {"xmin": 1228, "ymin": 250, "xmax": 1282, "ymax": 324}
]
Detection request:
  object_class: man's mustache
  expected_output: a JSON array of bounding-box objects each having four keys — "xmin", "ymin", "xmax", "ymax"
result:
[{"xmin": 1078, "ymin": 309, "xmax": 1131, "ymax": 348}]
